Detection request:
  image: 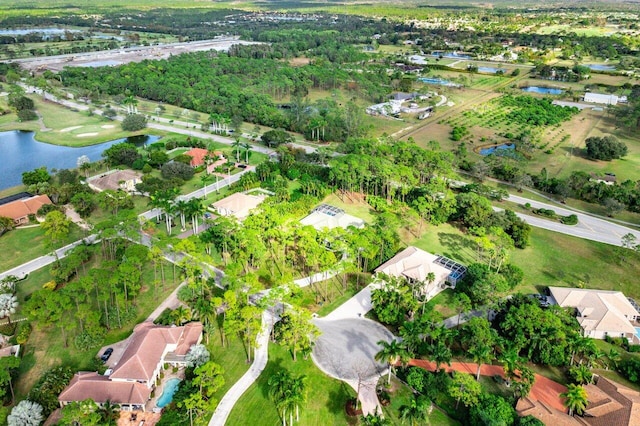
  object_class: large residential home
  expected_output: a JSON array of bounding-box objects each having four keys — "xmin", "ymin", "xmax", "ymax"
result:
[
  {"xmin": 59, "ymin": 322, "xmax": 203, "ymax": 411},
  {"xmin": 185, "ymin": 148, "xmax": 225, "ymax": 168},
  {"xmin": 211, "ymin": 191, "xmax": 267, "ymax": 221},
  {"xmin": 300, "ymin": 204, "xmax": 365, "ymax": 231},
  {"xmin": 0, "ymin": 194, "xmax": 52, "ymax": 225},
  {"xmin": 87, "ymin": 170, "xmax": 143, "ymax": 193},
  {"xmin": 374, "ymin": 246, "xmax": 466, "ymax": 300},
  {"xmin": 548, "ymin": 287, "xmax": 640, "ymax": 343}
]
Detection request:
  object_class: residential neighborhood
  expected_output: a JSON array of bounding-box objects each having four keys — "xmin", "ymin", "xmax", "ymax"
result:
[{"xmin": 0, "ymin": 1, "xmax": 640, "ymax": 426}]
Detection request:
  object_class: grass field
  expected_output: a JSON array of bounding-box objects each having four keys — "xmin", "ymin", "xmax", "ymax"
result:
[
  {"xmin": 227, "ymin": 343, "xmax": 355, "ymax": 426},
  {"xmin": 0, "ymin": 223, "xmax": 86, "ymax": 272},
  {"xmin": 409, "ymin": 223, "xmax": 640, "ymax": 299}
]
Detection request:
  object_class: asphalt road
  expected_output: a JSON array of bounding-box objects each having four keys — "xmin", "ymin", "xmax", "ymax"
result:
[{"xmin": 503, "ymin": 194, "xmax": 640, "ymax": 247}]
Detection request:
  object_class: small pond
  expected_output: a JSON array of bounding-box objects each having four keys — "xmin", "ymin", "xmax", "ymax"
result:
[
  {"xmin": 0, "ymin": 131, "xmax": 159, "ymax": 190},
  {"xmin": 521, "ymin": 86, "xmax": 563, "ymax": 95},
  {"xmin": 477, "ymin": 66, "xmax": 506, "ymax": 74},
  {"xmin": 479, "ymin": 144, "xmax": 516, "ymax": 156},
  {"xmin": 156, "ymin": 378, "xmax": 181, "ymax": 408},
  {"xmin": 586, "ymin": 64, "xmax": 616, "ymax": 71}
]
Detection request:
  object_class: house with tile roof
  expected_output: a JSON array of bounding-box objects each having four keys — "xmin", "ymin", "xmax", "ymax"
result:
[
  {"xmin": 59, "ymin": 322, "xmax": 202, "ymax": 411},
  {"xmin": 87, "ymin": 169, "xmax": 143, "ymax": 193},
  {"xmin": 580, "ymin": 376, "xmax": 640, "ymax": 426},
  {"xmin": 374, "ymin": 246, "xmax": 466, "ymax": 300},
  {"xmin": 211, "ymin": 192, "xmax": 267, "ymax": 220},
  {"xmin": 300, "ymin": 204, "xmax": 365, "ymax": 231},
  {"xmin": 548, "ymin": 287, "xmax": 640, "ymax": 342},
  {"xmin": 185, "ymin": 148, "xmax": 225, "ymax": 168},
  {"xmin": 0, "ymin": 194, "xmax": 52, "ymax": 225}
]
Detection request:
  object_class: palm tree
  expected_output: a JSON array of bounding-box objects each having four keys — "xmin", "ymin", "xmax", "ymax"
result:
[
  {"xmin": 232, "ymin": 138, "xmax": 242, "ymax": 163},
  {"xmin": 200, "ymin": 173, "xmax": 213, "ymax": 197},
  {"xmin": 569, "ymin": 364, "xmax": 593, "ymax": 385},
  {"xmin": 268, "ymin": 371, "xmax": 293, "ymax": 426},
  {"xmin": 399, "ymin": 395, "xmax": 431, "ymax": 426},
  {"xmin": 429, "ymin": 340, "xmax": 452, "ymax": 373},
  {"xmin": 98, "ymin": 400, "xmax": 120, "ymax": 426},
  {"xmin": 122, "ymin": 95, "xmax": 138, "ymax": 115},
  {"xmin": 361, "ymin": 413, "xmax": 392, "ymax": 426},
  {"xmin": 468, "ymin": 342, "xmax": 493, "ymax": 381},
  {"xmin": 375, "ymin": 339, "xmax": 409, "ymax": 384},
  {"xmin": 290, "ymin": 375, "xmax": 307, "ymax": 422},
  {"xmin": 561, "ymin": 384, "xmax": 589, "ymax": 416},
  {"xmin": 187, "ymin": 198, "xmax": 206, "ymax": 235},
  {"xmin": 174, "ymin": 199, "xmax": 189, "ymax": 231},
  {"xmin": 399, "ymin": 320, "xmax": 423, "ymax": 356},
  {"xmin": 242, "ymin": 142, "xmax": 252, "ymax": 164}
]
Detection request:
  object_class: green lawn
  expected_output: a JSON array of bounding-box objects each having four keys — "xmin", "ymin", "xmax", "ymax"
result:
[
  {"xmin": 409, "ymin": 223, "xmax": 640, "ymax": 300},
  {"xmin": 227, "ymin": 343, "xmax": 355, "ymax": 426},
  {"xmin": 0, "ymin": 223, "xmax": 86, "ymax": 272},
  {"xmin": 207, "ymin": 337, "xmax": 252, "ymax": 405},
  {"xmin": 320, "ymin": 193, "xmax": 377, "ymax": 224}
]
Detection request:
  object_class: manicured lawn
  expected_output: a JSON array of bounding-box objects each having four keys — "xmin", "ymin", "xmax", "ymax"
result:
[
  {"xmin": 227, "ymin": 343, "xmax": 355, "ymax": 426},
  {"xmin": 408, "ymin": 223, "xmax": 640, "ymax": 299},
  {"xmin": 321, "ymin": 193, "xmax": 376, "ymax": 224},
  {"xmin": 0, "ymin": 223, "xmax": 86, "ymax": 272},
  {"xmin": 207, "ymin": 337, "xmax": 251, "ymax": 405}
]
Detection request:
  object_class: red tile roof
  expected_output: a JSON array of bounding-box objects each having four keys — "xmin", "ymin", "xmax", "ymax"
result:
[
  {"xmin": 58, "ymin": 372, "xmax": 151, "ymax": 406},
  {"xmin": 185, "ymin": 148, "xmax": 223, "ymax": 167},
  {"xmin": 0, "ymin": 194, "xmax": 52, "ymax": 223}
]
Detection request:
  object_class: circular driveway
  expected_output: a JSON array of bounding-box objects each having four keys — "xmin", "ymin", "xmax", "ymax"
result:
[{"xmin": 311, "ymin": 318, "xmax": 395, "ymax": 381}]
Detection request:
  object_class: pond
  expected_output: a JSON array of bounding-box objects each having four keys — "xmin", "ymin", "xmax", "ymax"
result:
[
  {"xmin": 586, "ymin": 64, "xmax": 616, "ymax": 71},
  {"xmin": 477, "ymin": 66, "xmax": 506, "ymax": 74},
  {"xmin": 0, "ymin": 131, "xmax": 160, "ymax": 190},
  {"xmin": 521, "ymin": 86, "xmax": 564, "ymax": 95},
  {"xmin": 156, "ymin": 378, "xmax": 181, "ymax": 408},
  {"xmin": 418, "ymin": 77, "xmax": 460, "ymax": 87},
  {"xmin": 479, "ymin": 144, "xmax": 515, "ymax": 156}
]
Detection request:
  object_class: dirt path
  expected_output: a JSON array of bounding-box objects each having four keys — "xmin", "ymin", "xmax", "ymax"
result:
[
  {"xmin": 63, "ymin": 204, "xmax": 91, "ymax": 231},
  {"xmin": 407, "ymin": 359, "xmax": 568, "ymax": 412}
]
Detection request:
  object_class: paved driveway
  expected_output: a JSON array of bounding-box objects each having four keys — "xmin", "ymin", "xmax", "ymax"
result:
[{"xmin": 311, "ymin": 317, "xmax": 394, "ymax": 415}]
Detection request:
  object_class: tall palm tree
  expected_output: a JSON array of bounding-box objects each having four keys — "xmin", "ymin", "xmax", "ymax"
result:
[
  {"xmin": 187, "ymin": 198, "xmax": 206, "ymax": 235},
  {"xmin": 232, "ymin": 138, "xmax": 242, "ymax": 163},
  {"xmin": 399, "ymin": 395, "xmax": 431, "ymax": 426},
  {"xmin": 290, "ymin": 375, "xmax": 307, "ymax": 423},
  {"xmin": 174, "ymin": 199, "xmax": 189, "ymax": 231},
  {"xmin": 468, "ymin": 342, "xmax": 493, "ymax": 381},
  {"xmin": 98, "ymin": 400, "xmax": 120, "ymax": 426},
  {"xmin": 268, "ymin": 371, "xmax": 293, "ymax": 426},
  {"xmin": 561, "ymin": 384, "xmax": 589, "ymax": 416},
  {"xmin": 242, "ymin": 142, "xmax": 252, "ymax": 164},
  {"xmin": 569, "ymin": 364, "xmax": 593, "ymax": 385},
  {"xmin": 429, "ymin": 340, "xmax": 452, "ymax": 373},
  {"xmin": 375, "ymin": 339, "xmax": 409, "ymax": 384}
]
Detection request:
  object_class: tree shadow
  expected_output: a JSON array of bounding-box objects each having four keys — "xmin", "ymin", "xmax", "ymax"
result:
[
  {"xmin": 437, "ymin": 232, "xmax": 474, "ymax": 261},
  {"xmin": 325, "ymin": 384, "xmax": 352, "ymax": 417},
  {"xmin": 559, "ymin": 146, "xmax": 590, "ymax": 160}
]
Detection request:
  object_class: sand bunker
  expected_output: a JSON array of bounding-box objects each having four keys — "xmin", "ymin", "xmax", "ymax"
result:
[
  {"xmin": 77, "ymin": 132, "xmax": 99, "ymax": 137},
  {"xmin": 101, "ymin": 124, "xmax": 115, "ymax": 129},
  {"xmin": 61, "ymin": 125, "xmax": 83, "ymax": 132}
]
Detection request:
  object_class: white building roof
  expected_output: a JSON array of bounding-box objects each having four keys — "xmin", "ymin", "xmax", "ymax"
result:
[
  {"xmin": 548, "ymin": 287, "xmax": 639, "ymax": 335},
  {"xmin": 300, "ymin": 204, "xmax": 365, "ymax": 231},
  {"xmin": 374, "ymin": 246, "xmax": 450, "ymax": 284},
  {"xmin": 212, "ymin": 192, "xmax": 266, "ymax": 220},
  {"xmin": 584, "ymin": 92, "xmax": 619, "ymax": 105}
]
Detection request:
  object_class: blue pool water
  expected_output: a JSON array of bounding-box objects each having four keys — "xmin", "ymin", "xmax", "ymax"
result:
[
  {"xmin": 477, "ymin": 66, "xmax": 506, "ymax": 74},
  {"xmin": 587, "ymin": 64, "xmax": 616, "ymax": 71},
  {"xmin": 521, "ymin": 86, "xmax": 563, "ymax": 95},
  {"xmin": 156, "ymin": 378, "xmax": 181, "ymax": 408},
  {"xmin": 479, "ymin": 144, "xmax": 515, "ymax": 156},
  {"xmin": 636, "ymin": 327, "xmax": 640, "ymax": 339},
  {"xmin": 418, "ymin": 77, "xmax": 458, "ymax": 87}
]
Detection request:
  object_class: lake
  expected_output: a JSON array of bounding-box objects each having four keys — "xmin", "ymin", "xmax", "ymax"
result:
[
  {"xmin": 477, "ymin": 66, "xmax": 506, "ymax": 74},
  {"xmin": 418, "ymin": 77, "xmax": 460, "ymax": 87},
  {"xmin": 431, "ymin": 51, "xmax": 472, "ymax": 59},
  {"xmin": 521, "ymin": 86, "xmax": 564, "ymax": 95},
  {"xmin": 0, "ymin": 131, "xmax": 159, "ymax": 190}
]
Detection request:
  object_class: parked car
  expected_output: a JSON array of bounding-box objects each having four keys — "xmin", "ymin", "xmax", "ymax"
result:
[{"xmin": 100, "ymin": 347, "xmax": 114, "ymax": 362}]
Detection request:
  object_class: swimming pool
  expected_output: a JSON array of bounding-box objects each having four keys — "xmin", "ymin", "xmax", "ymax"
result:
[
  {"xmin": 636, "ymin": 327, "xmax": 640, "ymax": 340},
  {"xmin": 477, "ymin": 66, "xmax": 506, "ymax": 74},
  {"xmin": 156, "ymin": 378, "xmax": 181, "ymax": 408},
  {"xmin": 418, "ymin": 77, "xmax": 459, "ymax": 87},
  {"xmin": 479, "ymin": 144, "xmax": 515, "ymax": 156}
]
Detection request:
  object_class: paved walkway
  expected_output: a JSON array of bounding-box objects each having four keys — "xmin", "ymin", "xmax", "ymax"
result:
[
  {"xmin": 407, "ymin": 359, "xmax": 568, "ymax": 413},
  {"xmin": 145, "ymin": 281, "xmax": 186, "ymax": 322},
  {"xmin": 324, "ymin": 281, "xmax": 379, "ymax": 320},
  {"xmin": 209, "ymin": 310, "xmax": 275, "ymax": 426}
]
